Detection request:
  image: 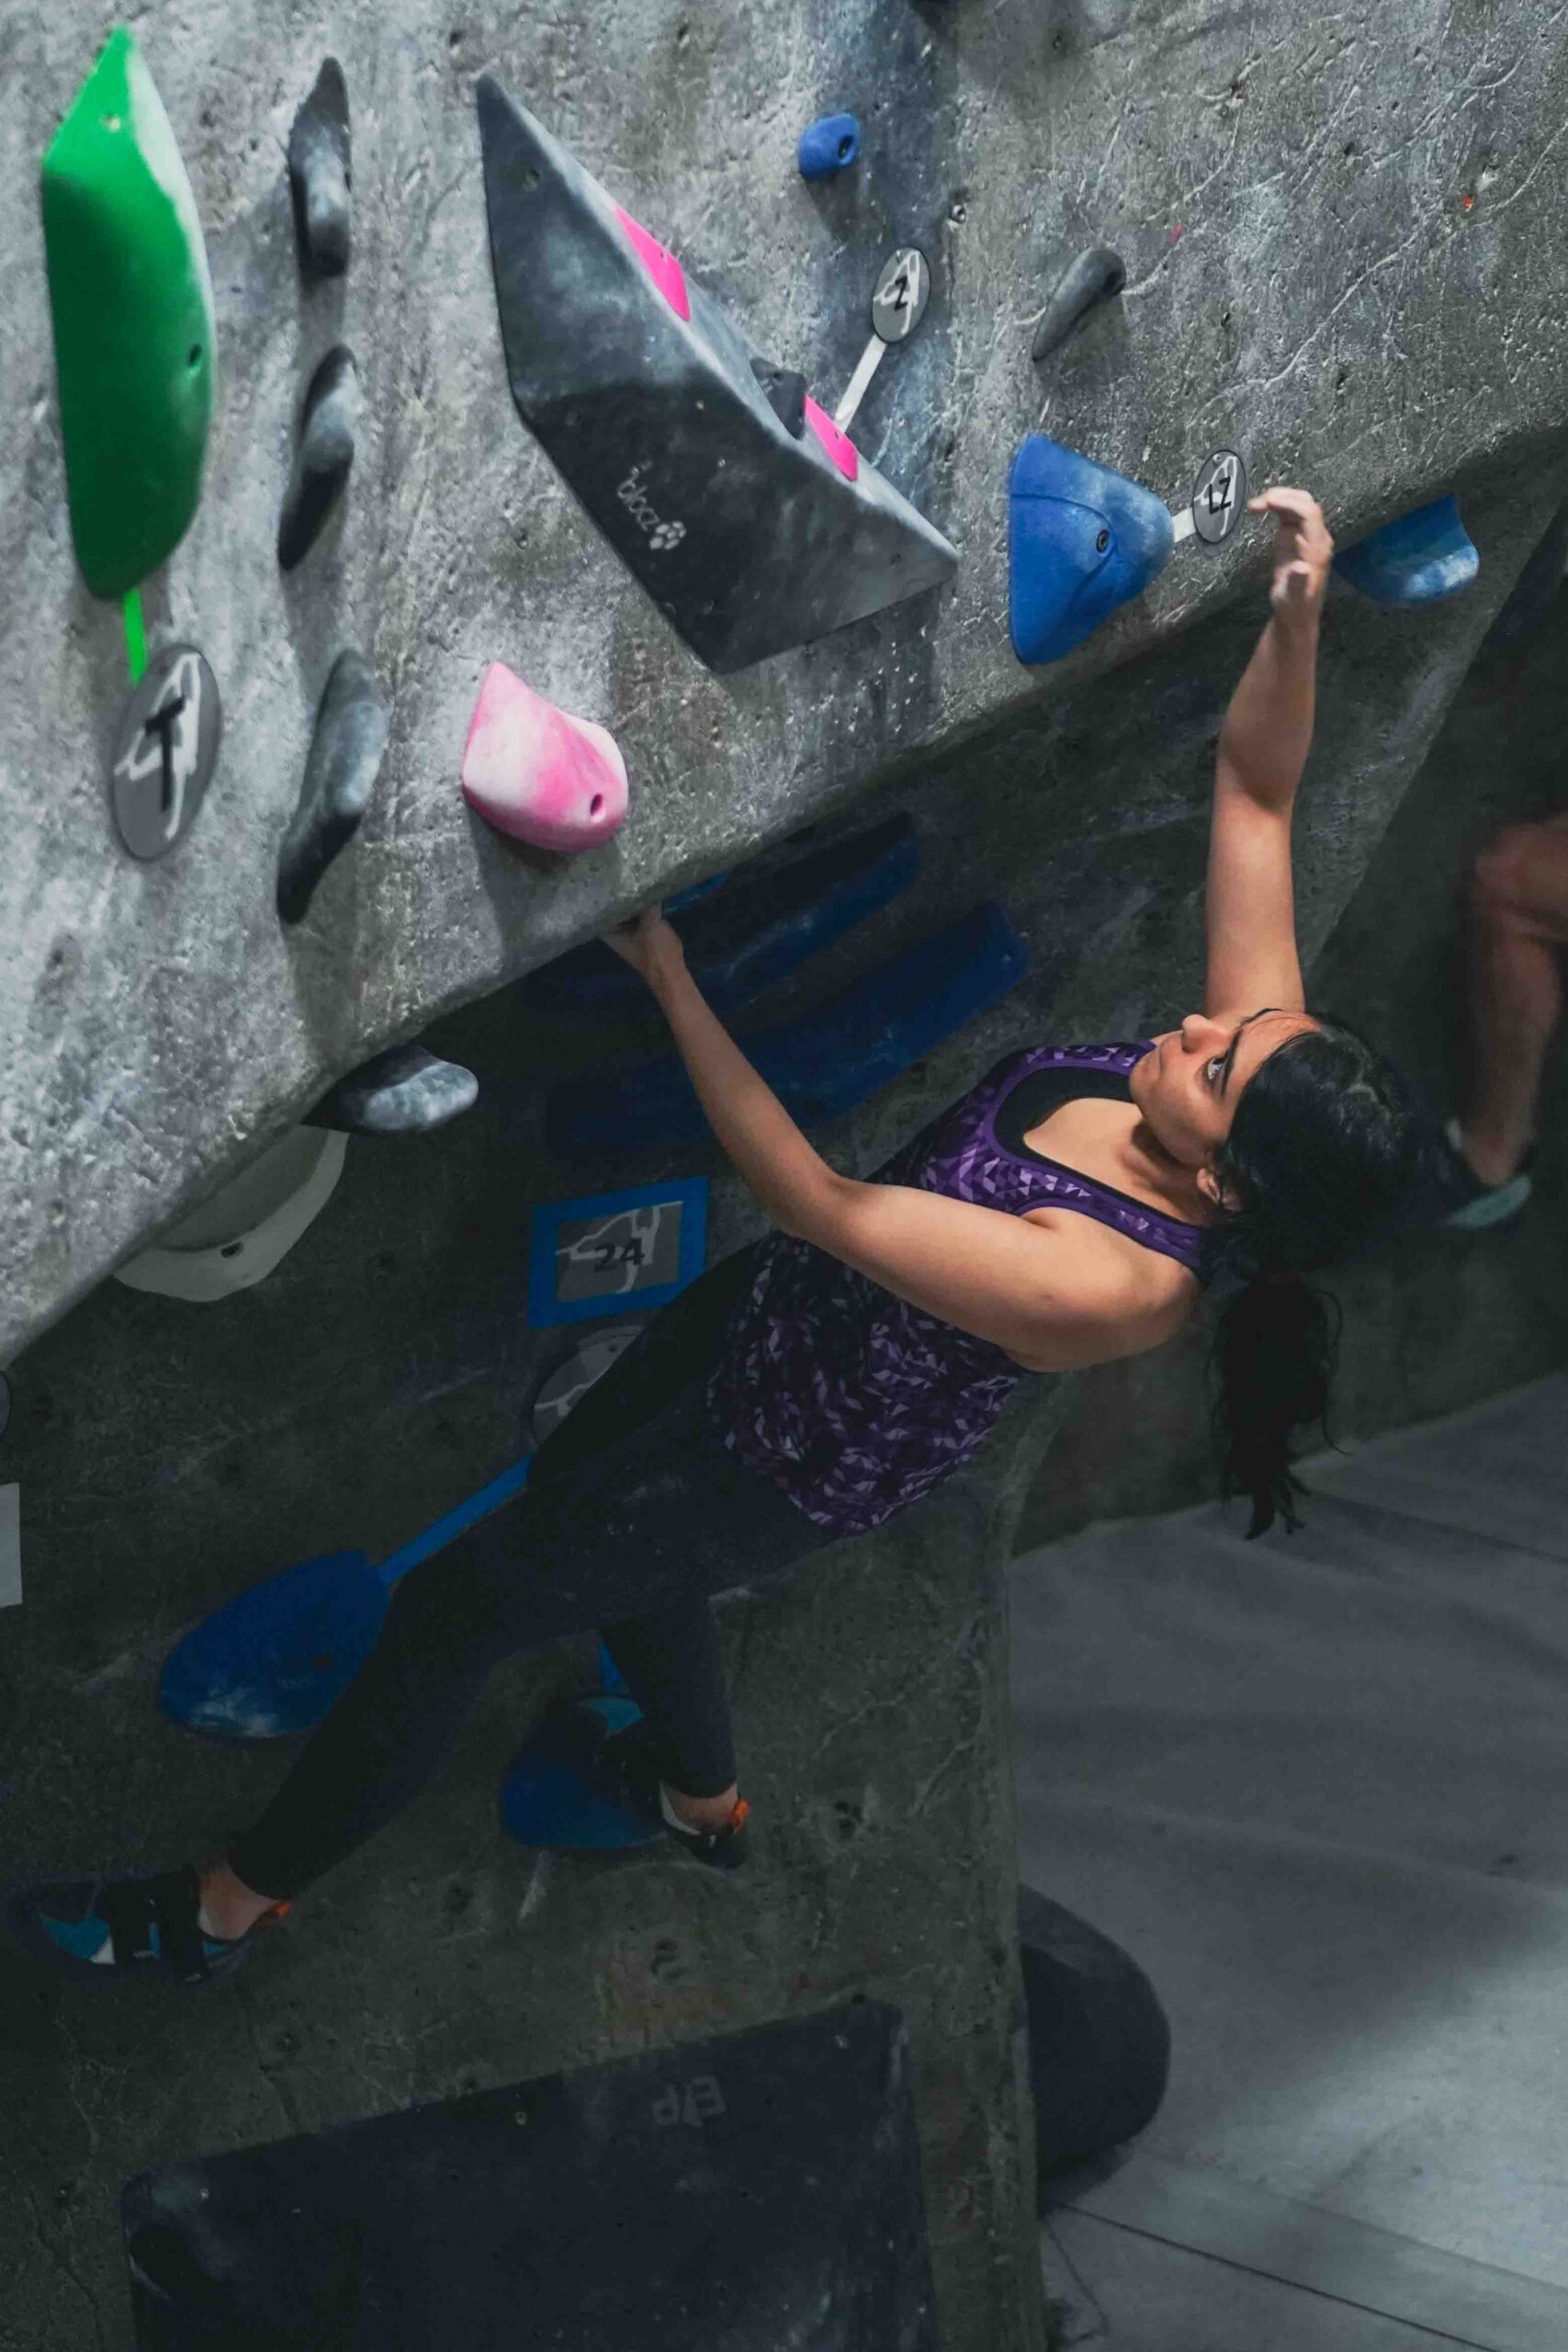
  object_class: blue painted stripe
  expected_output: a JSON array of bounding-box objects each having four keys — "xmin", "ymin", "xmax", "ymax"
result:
[{"xmin": 377, "ymin": 1453, "xmax": 533, "ymax": 1589}]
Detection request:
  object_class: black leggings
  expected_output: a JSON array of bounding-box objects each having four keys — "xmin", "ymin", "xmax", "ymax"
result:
[{"xmin": 225, "ymin": 1245, "xmax": 838, "ymax": 1901}]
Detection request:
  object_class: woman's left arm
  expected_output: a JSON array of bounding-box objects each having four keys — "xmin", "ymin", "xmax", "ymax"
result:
[{"xmin": 610, "ymin": 919, "xmax": 844, "ymax": 1240}]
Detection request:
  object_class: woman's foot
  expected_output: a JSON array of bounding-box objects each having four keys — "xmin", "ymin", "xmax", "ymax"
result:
[
  {"xmin": 573, "ymin": 1706, "xmax": 750, "ymax": 1871},
  {"xmin": 6, "ymin": 1861, "xmax": 290, "ymax": 1986},
  {"xmin": 196, "ymin": 1857, "xmax": 284, "ymax": 1942}
]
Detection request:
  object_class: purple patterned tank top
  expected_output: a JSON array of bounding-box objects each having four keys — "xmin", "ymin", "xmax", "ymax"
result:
[{"xmin": 705, "ymin": 1041, "xmax": 1214, "ymax": 1535}]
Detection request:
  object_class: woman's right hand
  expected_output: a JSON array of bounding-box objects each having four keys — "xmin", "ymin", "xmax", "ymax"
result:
[
  {"xmin": 600, "ymin": 906, "xmax": 684, "ymax": 989},
  {"xmin": 1247, "ymin": 486, "xmax": 1335, "ymax": 627}
]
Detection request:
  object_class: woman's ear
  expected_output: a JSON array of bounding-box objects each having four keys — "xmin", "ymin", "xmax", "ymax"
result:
[{"xmin": 1198, "ymin": 1164, "xmax": 1242, "ymax": 1214}]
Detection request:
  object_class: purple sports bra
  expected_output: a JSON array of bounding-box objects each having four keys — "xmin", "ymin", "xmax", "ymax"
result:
[{"xmin": 705, "ymin": 1040, "xmax": 1215, "ymax": 1536}]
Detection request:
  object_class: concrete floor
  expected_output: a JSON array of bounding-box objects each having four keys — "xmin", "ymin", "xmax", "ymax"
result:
[{"xmin": 1013, "ymin": 1374, "xmax": 1568, "ymax": 2352}]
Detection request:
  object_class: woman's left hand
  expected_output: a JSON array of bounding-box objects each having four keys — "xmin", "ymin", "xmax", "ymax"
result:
[
  {"xmin": 600, "ymin": 906, "xmax": 684, "ymax": 987},
  {"xmin": 1247, "ymin": 486, "xmax": 1335, "ymax": 627}
]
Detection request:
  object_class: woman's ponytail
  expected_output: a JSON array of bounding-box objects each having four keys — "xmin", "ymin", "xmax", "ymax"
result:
[
  {"xmin": 1201, "ymin": 1015, "xmax": 1425, "ymax": 1539},
  {"xmin": 1209, "ymin": 1267, "xmax": 1342, "ymax": 1536}
]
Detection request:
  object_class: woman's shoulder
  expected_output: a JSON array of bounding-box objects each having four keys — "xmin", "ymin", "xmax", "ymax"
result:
[{"xmin": 1002, "ymin": 1205, "xmax": 1202, "ymax": 1372}]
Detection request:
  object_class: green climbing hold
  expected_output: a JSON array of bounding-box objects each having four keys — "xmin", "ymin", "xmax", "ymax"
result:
[{"xmin": 40, "ymin": 27, "xmax": 216, "ymax": 599}]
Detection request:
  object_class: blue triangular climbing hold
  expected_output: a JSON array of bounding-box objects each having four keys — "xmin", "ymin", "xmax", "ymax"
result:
[
  {"xmin": 1009, "ymin": 435, "xmax": 1175, "ymax": 666},
  {"xmin": 1331, "ymin": 493, "xmax": 1479, "ymax": 606},
  {"xmin": 499, "ymin": 1693, "xmax": 663, "ymax": 1850}
]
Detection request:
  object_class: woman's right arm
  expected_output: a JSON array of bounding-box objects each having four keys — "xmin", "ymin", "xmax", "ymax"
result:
[{"xmin": 1203, "ymin": 487, "xmax": 1333, "ymax": 1021}]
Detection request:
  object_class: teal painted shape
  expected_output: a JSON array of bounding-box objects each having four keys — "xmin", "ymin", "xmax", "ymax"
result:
[
  {"xmin": 1332, "ymin": 494, "xmax": 1479, "ymax": 606},
  {"xmin": 1009, "ymin": 435, "xmax": 1175, "ymax": 664},
  {"xmin": 39, "ymin": 1906, "xmax": 115, "ymax": 1961}
]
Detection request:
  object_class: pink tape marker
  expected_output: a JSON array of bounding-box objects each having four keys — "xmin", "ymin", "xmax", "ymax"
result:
[
  {"xmin": 804, "ymin": 395, "xmax": 859, "ymax": 481},
  {"xmin": 614, "ymin": 206, "xmax": 691, "ymax": 322},
  {"xmin": 461, "ymin": 662, "xmax": 628, "ymax": 854}
]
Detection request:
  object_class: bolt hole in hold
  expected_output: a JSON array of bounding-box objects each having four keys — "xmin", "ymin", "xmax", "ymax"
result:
[
  {"xmin": 220, "ymin": 1241, "xmax": 243, "ymax": 1258},
  {"xmin": 1096, "ymin": 528, "xmax": 1110, "ymax": 550},
  {"xmin": 102, "ymin": 113, "xmax": 121, "ymax": 130},
  {"xmin": 590, "ymin": 793, "xmax": 604, "ymax": 815},
  {"xmin": 187, "ymin": 345, "xmax": 201, "ymax": 368},
  {"xmin": 839, "ymin": 135, "xmax": 852, "ymax": 158},
  {"xmin": 522, "ymin": 164, "xmax": 540, "ymax": 187}
]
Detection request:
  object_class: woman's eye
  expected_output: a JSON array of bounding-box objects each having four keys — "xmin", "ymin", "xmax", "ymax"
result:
[{"xmin": 1206, "ymin": 1057, "xmax": 1224, "ymax": 1084}]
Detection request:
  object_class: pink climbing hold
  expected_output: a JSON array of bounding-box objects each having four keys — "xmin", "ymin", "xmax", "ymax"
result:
[
  {"xmin": 803, "ymin": 395, "xmax": 859, "ymax": 481},
  {"xmin": 614, "ymin": 206, "xmax": 691, "ymax": 322},
  {"xmin": 461, "ymin": 662, "xmax": 628, "ymax": 853}
]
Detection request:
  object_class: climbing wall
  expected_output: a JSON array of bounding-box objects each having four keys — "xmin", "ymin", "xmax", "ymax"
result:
[{"xmin": 4, "ymin": 4, "xmax": 1568, "ymax": 2346}]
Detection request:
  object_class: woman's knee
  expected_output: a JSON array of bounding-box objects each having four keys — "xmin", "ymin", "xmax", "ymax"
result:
[{"xmin": 1470, "ymin": 821, "xmax": 1568, "ymax": 929}]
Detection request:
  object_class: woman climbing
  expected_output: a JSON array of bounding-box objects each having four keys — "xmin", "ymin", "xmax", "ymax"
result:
[{"xmin": 9, "ymin": 486, "xmax": 1427, "ymax": 1987}]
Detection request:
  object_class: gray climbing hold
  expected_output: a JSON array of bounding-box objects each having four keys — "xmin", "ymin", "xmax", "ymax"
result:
[
  {"xmin": 750, "ymin": 356, "xmax": 807, "ymax": 438},
  {"xmin": 304, "ymin": 1043, "xmax": 478, "ymax": 1136},
  {"xmin": 276, "ymin": 649, "xmax": 389, "ymax": 923},
  {"xmin": 277, "ymin": 344, "xmax": 360, "ymax": 571},
  {"xmin": 531, "ymin": 1325, "xmax": 642, "ymax": 1444},
  {"xmin": 1031, "ymin": 245, "xmax": 1127, "ymax": 363},
  {"xmin": 288, "ymin": 58, "xmax": 351, "ymax": 277}
]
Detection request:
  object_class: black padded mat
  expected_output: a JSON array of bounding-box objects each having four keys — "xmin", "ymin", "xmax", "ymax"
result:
[{"xmin": 122, "ymin": 1997, "xmax": 936, "ymax": 2349}]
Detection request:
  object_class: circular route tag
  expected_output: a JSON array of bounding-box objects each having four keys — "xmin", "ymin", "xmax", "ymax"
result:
[
  {"xmin": 109, "ymin": 643, "xmax": 222, "ymax": 861},
  {"xmin": 1190, "ymin": 448, "xmax": 1247, "ymax": 547},
  {"xmin": 872, "ymin": 247, "xmax": 931, "ymax": 344}
]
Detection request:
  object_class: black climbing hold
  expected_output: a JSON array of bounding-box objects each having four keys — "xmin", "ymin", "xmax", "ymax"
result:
[
  {"xmin": 277, "ymin": 344, "xmax": 360, "ymax": 571},
  {"xmin": 305, "ymin": 1043, "xmax": 478, "ymax": 1136},
  {"xmin": 750, "ymin": 356, "xmax": 807, "ymax": 437},
  {"xmin": 1031, "ymin": 244, "xmax": 1127, "ymax": 364},
  {"xmin": 475, "ymin": 75, "xmax": 956, "ymax": 673},
  {"xmin": 276, "ymin": 648, "xmax": 389, "ymax": 923},
  {"xmin": 288, "ymin": 58, "xmax": 352, "ymax": 277},
  {"xmin": 1483, "ymin": 492, "xmax": 1568, "ymax": 650},
  {"xmin": 1017, "ymin": 1884, "xmax": 1170, "ymax": 2179}
]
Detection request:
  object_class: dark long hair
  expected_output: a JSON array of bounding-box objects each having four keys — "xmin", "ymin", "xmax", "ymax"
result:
[{"xmin": 1203, "ymin": 1015, "xmax": 1426, "ymax": 1539}]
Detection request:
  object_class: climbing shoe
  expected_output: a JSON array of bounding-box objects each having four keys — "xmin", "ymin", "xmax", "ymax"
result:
[
  {"xmin": 1434, "ymin": 1117, "xmax": 1534, "ymax": 1232},
  {"xmin": 564, "ymin": 1702, "xmax": 751, "ymax": 1872},
  {"xmin": 5, "ymin": 1862, "xmax": 290, "ymax": 1987}
]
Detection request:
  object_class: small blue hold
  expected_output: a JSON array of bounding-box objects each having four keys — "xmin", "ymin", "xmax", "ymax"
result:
[
  {"xmin": 1332, "ymin": 494, "xmax": 1479, "ymax": 607},
  {"xmin": 1008, "ymin": 435, "xmax": 1176, "ymax": 665},
  {"xmin": 798, "ymin": 111, "xmax": 861, "ymax": 180}
]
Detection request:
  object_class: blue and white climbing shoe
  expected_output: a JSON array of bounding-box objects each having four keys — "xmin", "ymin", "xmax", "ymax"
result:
[{"xmin": 5, "ymin": 1863, "xmax": 289, "ymax": 1987}]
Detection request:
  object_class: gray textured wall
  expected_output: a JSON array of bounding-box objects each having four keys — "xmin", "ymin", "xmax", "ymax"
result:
[
  {"xmin": 5, "ymin": 6, "xmax": 1568, "ymax": 2348},
  {"xmin": 5, "ymin": 0, "xmax": 1568, "ymax": 1360}
]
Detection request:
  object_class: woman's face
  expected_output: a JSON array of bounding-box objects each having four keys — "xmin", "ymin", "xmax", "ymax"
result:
[{"xmin": 1130, "ymin": 1009, "xmax": 1320, "ymax": 1202}]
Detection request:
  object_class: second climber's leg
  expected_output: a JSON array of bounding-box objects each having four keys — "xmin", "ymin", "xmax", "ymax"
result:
[{"xmin": 1458, "ymin": 818, "xmax": 1568, "ymax": 1183}]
